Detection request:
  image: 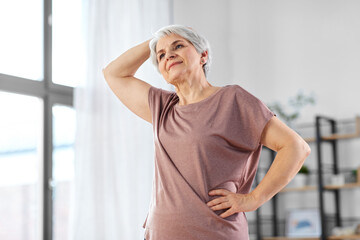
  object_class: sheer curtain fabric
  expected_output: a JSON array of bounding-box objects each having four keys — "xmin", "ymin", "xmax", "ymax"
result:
[{"xmin": 70, "ymin": 0, "xmax": 172, "ymax": 239}]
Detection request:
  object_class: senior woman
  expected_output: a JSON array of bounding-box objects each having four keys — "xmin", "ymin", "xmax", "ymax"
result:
[{"xmin": 103, "ymin": 25, "xmax": 310, "ymax": 240}]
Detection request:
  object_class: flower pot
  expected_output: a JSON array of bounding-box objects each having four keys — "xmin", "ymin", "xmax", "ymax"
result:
[{"xmin": 288, "ymin": 173, "xmax": 308, "ymax": 188}]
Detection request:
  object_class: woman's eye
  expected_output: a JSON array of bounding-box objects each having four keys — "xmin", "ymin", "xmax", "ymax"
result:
[
  {"xmin": 175, "ymin": 44, "xmax": 183, "ymax": 49},
  {"xmin": 159, "ymin": 53, "xmax": 165, "ymax": 60}
]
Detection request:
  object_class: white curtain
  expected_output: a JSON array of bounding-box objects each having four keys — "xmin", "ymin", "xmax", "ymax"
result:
[{"xmin": 70, "ymin": 0, "xmax": 172, "ymax": 239}]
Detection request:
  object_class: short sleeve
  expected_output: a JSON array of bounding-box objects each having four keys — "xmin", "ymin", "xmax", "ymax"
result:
[
  {"xmin": 148, "ymin": 86, "xmax": 176, "ymax": 126},
  {"xmin": 232, "ymin": 85, "xmax": 275, "ymax": 150}
]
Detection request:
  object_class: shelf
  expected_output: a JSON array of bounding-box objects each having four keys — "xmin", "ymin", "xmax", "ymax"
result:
[
  {"xmin": 324, "ymin": 182, "xmax": 360, "ymax": 190},
  {"xmin": 262, "ymin": 237, "xmax": 319, "ymax": 240},
  {"xmin": 327, "ymin": 234, "xmax": 360, "ymax": 239},
  {"xmin": 281, "ymin": 185, "xmax": 317, "ymax": 192},
  {"xmin": 304, "ymin": 116, "xmax": 360, "ymax": 143},
  {"xmin": 305, "ymin": 132, "xmax": 360, "ymax": 142},
  {"xmin": 280, "ymin": 183, "xmax": 360, "ymax": 193},
  {"xmin": 262, "ymin": 235, "xmax": 360, "ymax": 240}
]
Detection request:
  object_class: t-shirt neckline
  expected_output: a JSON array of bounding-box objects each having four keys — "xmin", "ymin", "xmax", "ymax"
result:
[{"xmin": 174, "ymin": 85, "xmax": 229, "ymax": 110}]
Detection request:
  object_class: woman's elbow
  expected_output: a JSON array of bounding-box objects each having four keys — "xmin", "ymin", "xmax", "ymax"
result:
[
  {"xmin": 102, "ymin": 66, "xmax": 113, "ymax": 80},
  {"xmin": 102, "ymin": 66, "xmax": 119, "ymax": 84},
  {"xmin": 298, "ymin": 138, "xmax": 311, "ymax": 159},
  {"xmin": 305, "ymin": 142, "xmax": 311, "ymax": 157}
]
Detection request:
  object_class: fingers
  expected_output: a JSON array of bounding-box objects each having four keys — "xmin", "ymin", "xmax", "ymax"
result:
[
  {"xmin": 220, "ymin": 208, "xmax": 236, "ymax": 218},
  {"xmin": 208, "ymin": 189, "xmax": 230, "ymax": 196},
  {"xmin": 207, "ymin": 189, "xmax": 233, "ymax": 212},
  {"xmin": 210, "ymin": 202, "xmax": 231, "ymax": 211},
  {"xmin": 207, "ymin": 189, "xmax": 240, "ymax": 218},
  {"xmin": 207, "ymin": 196, "xmax": 228, "ymax": 207},
  {"xmin": 209, "ymin": 201, "xmax": 231, "ymax": 211},
  {"xmin": 207, "ymin": 192, "xmax": 256, "ymax": 218}
]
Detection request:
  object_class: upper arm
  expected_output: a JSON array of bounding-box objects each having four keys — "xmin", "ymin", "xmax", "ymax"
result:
[
  {"xmin": 103, "ymin": 74, "xmax": 152, "ymax": 124},
  {"xmin": 260, "ymin": 116, "xmax": 310, "ymax": 154}
]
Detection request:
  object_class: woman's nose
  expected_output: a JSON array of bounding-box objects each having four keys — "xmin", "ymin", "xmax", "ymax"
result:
[{"xmin": 166, "ymin": 52, "xmax": 176, "ymax": 60}]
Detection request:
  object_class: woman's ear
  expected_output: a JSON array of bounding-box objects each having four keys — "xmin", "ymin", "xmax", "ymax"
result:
[{"xmin": 200, "ymin": 50, "xmax": 208, "ymax": 65}]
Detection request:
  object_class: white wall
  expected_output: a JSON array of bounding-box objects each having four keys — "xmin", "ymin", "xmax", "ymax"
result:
[
  {"xmin": 174, "ymin": 0, "xmax": 360, "ymax": 235},
  {"xmin": 229, "ymin": 0, "xmax": 360, "ymax": 123},
  {"xmin": 173, "ymin": 0, "xmax": 233, "ymax": 86},
  {"xmin": 174, "ymin": 0, "xmax": 360, "ymax": 123}
]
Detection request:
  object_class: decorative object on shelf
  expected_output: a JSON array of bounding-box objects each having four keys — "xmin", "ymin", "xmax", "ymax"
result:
[
  {"xmin": 287, "ymin": 165, "xmax": 309, "ymax": 188},
  {"xmin": 267, "ymin": 90, "xmax": 316, "ymax": 127},
  {"xmin": 330, "ymin": 174, "xmax": 345, "ymax": 186},
  {"xmin": 286, "ymin": 208, "xmax": 321, "ymax": 238},
  {"xmin": 344, "ymin": 170, "xmax": 357, "ymax": 184},
  {"xmin": 332, "ymin": 224, "xmax": 359, "ymax": 236},
  {"xmin": 356, "ymin": 224, "xmax": 360, "ymax": 234}
]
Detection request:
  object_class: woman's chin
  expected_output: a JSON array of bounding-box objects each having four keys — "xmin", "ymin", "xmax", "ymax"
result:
[{"xmin": 167, "ymin": 72, "xmax": 185, "ymax": 84}]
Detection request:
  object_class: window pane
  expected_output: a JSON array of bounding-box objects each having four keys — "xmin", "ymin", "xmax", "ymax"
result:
[
  {"xmin": 0, "ymin": 91, "xmax": 42, "ymax": 240},
  {"xmin": 52, "ymin": 0, "xmax": 84, "ymax": 87},
  {"xmin": 52, "ymin": 105, "xmax": 76, "ymax": 240},
  {"xmin": 0, "ymin": 0, "xmax": 43, "ymax": 80}
]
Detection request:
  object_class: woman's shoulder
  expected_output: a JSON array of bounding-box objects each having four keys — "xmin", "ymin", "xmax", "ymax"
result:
[
  {"xmin": 221, "ymin": 84, "xmax": 249, "ymax": 95},
  {"xmin": 148, "ymin": 86, "xmax": 178, "ymax": 107},
  {"xmin": 222, "ymin": 84, "xmax": 265, "ymax": 105},
  {"xmin": 149, "ymin": 86, "xmax": 177, "ymax": 98}
]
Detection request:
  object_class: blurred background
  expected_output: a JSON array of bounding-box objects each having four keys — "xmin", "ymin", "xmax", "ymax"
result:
[{"xmin": 0, "ymin": 0, "xmax": 359, "ymax": 240}]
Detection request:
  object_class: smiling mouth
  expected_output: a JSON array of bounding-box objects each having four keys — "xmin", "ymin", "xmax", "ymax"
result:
[{"xmin": 169, "ymin": 61, "xmax": 182, "ymax": 70}]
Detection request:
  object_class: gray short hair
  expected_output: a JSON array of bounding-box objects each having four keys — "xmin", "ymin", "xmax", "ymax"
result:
[{"xmin": 149, "ymin": 25, "xmax": 212, "ymax": 77}]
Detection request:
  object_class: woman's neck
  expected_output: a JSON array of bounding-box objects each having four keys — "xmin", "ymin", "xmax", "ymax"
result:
[{"xmin": 173, "ymin": 78, "xmax": 219, "ymax": 106}]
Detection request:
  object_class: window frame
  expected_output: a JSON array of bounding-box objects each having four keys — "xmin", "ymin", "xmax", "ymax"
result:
[{"xmin": 0, "ymin": 0, "xmax": 74, "ymax": 239}]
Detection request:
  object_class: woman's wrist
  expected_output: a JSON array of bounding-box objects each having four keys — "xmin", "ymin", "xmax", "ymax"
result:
[
  {"xmin": 248, "ymin": 190, "xmax": 266, "ymax": 210},
  {"xmin": 104, "ymin": 39, "xmax": 152, "ymax": 78}
]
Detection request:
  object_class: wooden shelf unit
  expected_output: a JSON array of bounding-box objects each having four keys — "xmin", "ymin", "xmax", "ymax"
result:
[{"xmin": 255, "ymin": 116, "xmax": 360, "ymax": 240}]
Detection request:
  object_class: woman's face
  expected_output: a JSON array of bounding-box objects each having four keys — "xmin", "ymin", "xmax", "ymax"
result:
[{"xmin": 156, "ymin": 34, "xmax": 206, "ymax": 84}]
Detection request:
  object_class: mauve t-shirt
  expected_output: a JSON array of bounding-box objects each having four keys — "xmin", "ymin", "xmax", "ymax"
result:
[{"xmin": 143, "ymin": 84, "xmax": 274, "ymax": 240}]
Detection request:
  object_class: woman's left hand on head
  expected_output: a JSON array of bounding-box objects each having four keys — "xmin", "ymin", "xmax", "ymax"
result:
[{"xmin": 207, "ymin": 189, "xmax": 259, "ymax": 218}]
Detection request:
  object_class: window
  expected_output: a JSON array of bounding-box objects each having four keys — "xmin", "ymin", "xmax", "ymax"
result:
[
  {"xmin": 52, "ymin": 0, "xmax": 84, "ymax": 87},
  {"xmin": 0, "ymin": 0, "xmax": 81, "ymax": 239},
  {"xmin": 0, "ymin": 92, "xmax": 42, "ymax": 240},
  {"xmin": 52, "ymin": 105, "xmax": 76, "ymax": 240},
  {"xmin": 0, "ymin": 0, "xmax": 43, "ymax": 81}
]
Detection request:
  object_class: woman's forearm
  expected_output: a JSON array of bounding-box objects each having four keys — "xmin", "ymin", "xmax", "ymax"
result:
[
  {"xmin": 103, "ymin": 39, "xmax": 152, "ymax": 78},
  {"xmin": 251, "ymin": 139, "xmax": 311, "ymax": 208}
]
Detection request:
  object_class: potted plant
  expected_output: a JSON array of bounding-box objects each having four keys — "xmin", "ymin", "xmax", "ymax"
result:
[
  {"xmin": 352, "ymin": 167, "xmax": 360, "ymax": 183},
  {"xmin": 267, "ymin": 90, "xmax": 316, "ymax": 128},
  {"xmin": 299, "ymin": 165, "xmax": 310, "ymax": 175},
  {"xmin": 288, "ymin": 165, "xmax": 310, "ymax": 188}
]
